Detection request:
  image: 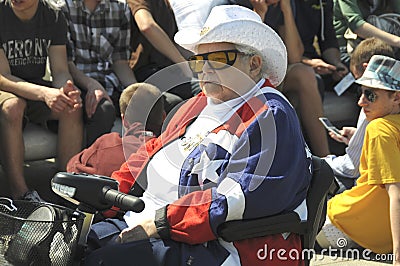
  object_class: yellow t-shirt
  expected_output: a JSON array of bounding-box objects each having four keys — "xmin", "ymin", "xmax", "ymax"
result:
[{"xmin": 328, "ymin": 114, "xmax": 400, "ymax": 254}]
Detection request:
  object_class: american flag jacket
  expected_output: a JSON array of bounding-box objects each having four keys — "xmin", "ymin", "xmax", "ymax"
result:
[{"xmin": 112, "ymin": 80, "xmax": 312, "ymax": 265}]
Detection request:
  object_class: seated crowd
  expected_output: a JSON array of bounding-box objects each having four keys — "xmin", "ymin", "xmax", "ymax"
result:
[{"xmin": 0, "ymin": 0, "xmax": 399, "ymax": 264}]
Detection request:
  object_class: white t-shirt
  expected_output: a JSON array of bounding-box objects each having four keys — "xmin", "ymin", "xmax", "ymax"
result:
[{"xmin": 324, "ymin": 110, "xmax": 368, "ymax": 179}]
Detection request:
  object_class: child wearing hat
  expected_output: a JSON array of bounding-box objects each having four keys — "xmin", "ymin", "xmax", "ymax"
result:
[{"xmin": 317, "ymin": 55, "xmax": 400, "ymax": 264}]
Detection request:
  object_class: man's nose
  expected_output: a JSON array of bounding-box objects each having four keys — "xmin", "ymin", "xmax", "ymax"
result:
[{"xmin": 202, "ymin": 60, "xmax": 214, "ymax": 73}]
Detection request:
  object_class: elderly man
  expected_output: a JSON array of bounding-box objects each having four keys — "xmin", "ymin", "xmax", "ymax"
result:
[{"xmin": 85, "ymin": 5, "xmax": 312, "ymax": 265}]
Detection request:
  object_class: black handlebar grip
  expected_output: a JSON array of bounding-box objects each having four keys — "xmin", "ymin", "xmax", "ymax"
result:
[{"xmin": 102, "ymin": 187, "xmax": 145, "ymax": 212}]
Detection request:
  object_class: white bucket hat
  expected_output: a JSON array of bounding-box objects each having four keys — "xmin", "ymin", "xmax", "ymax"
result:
[
  {"xmin": 174, "ymin": 5, "xmax": 287, "ymax": 87},
  {"xmin": 356, "ymin": 55, "xmax": 400, "ymax": 91}
]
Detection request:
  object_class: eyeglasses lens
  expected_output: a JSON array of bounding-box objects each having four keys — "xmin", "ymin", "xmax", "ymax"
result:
[
  {"xmin": 188, "ymin": 56, "xmax": 205, "ymax": 73},
  {"xmin": 363, "ymin": 89, "xmax": 377, "ymax": 102},
  {"xmin": 358, "ymin": 87, "xmax": 377, "ymax": 102},
  {"xmin": 188, "ymin": 50, "xmax": 239, "ymax": 73}
]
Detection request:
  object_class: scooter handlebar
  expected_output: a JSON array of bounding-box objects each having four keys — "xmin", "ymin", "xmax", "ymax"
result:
[{"xmin": 102, "ymin": 187, "xmax": 145, "ymax": 212}]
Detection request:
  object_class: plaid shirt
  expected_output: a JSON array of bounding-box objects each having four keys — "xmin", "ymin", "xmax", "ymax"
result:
[{"xmin": 62, "ymin": 0, "xmax": 132, "ymax": 94}]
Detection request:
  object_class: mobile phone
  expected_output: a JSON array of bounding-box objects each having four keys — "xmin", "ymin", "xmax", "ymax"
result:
[{"xmin": 319, "ymin": 117, "xmax": 341, "ymax": 136}]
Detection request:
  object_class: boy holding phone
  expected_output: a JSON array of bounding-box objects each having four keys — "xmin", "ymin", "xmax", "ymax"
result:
[
  {"xmin": 319, "ymin": 117, "xmax": 341, "ymax": 136},
  {"xmin": 322, "ymin": 38, "xmax": 395, "ymax": 192},
  {"xmin": 317, "ymin": 55, "xmax": 400, "ymax": 264}
]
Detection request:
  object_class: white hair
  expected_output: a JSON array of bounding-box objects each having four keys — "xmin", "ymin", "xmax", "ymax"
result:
[
  {"xmin": 193, "ymin": 42, "xmax": 269, "ymax": 79},
  {"xmin": 235, "ymin": 43, "xmax": 268, "ymax": 79}
]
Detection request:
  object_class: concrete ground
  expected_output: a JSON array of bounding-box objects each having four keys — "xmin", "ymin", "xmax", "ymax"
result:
[{"xmin": 0, "ymin": 159, "xmax": 392, "ymax": 265}]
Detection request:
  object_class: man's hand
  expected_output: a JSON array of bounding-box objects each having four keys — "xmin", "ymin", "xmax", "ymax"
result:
[
  {"xmin": 250, "ymin": 0, "xmax": 269, "ymax": 19},
  {"xmin": 329, "ymin": 126, "xmax": 356, "ymax": 145},
  {"xmin": 44, "ymin": 80, "xmax": 81, "ymax": 113},
  {"xmin": 61, "ymin": 80, "xmax": 82, "ymax": 113},
  {"xmin": 117, "ymin": 219, "xmax": 159, "ymax": 244},
  {"xmin": 302, "ymin": 58, "xmax": 337, "ymax": 75},
  {"xmin": 279, "ymin": 0, "xmax": 292, "ymax": 13},
  {"xmin": 250, "ymin": 0, "xmax": 280, "ymax": 19},
  {"xmin": 331, "ymin": 62, "xmax": 349, "ymax": 82},
  {"xmin": 85, "ymin": 79, "xmax": 112, "ymax": 118}
]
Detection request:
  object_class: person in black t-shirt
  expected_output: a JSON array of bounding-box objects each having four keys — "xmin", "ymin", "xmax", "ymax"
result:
[{"xmin": 0, "ymin": 0, "xmax": 83, "ymax": 202}]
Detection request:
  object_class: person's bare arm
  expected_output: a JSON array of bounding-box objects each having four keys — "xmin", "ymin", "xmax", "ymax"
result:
[
  {"xmin": 135, "ymin": 9, "xmax": 185, "ymax": 64},
  {"xmin": 48, "ymin": 45, "xmax": 74, "ymax": 88},
  {"xmin": 112, "ymin": 60, "xmax": 137, "ymax": 88},
  {"xmin": 354, "ymin": 22, "xmax": 400, "ymax": 48},
  {"xmin": 278, "ymin": 0, "xmax": 304, "ymax": 63},
  {"xmin": 48, "ymin": 45, "xmax": 81, "ymax": 112},
  {"xmin": 302, "ymin": 47, "xmax": 348, "ymax": 79},
  {"xmin": 385, "ymin": 182, "xmax": 400, "ymax": 265},
  {"xmin": 68, "ymin": 61, "xmax": 111, "ymax": 117},
  {"xmin": 321, "ymin": 47, "xmax": 343, "ymax": 68},
  {"xmin": 329, "ymin": 126, "xmax": 356, "ymax": 145},
  {"xmin": 301, "ymin": 57, "xmax": 336, "ymax": 75},
  {"xmin": 0, "ymin": 48, "xmax": 51, "ymax": 101},
  {"xmin": 67, "ymin": 61, "xmax": 104, "ymax": 92},
  {"xmin": 0, "ymin": 46, "xmax": 79, "ymax": 113},
  {"xmin": 250, "ymin": 0, "xmax": 270, "ymax": 19},
  {"xmin": 250, "ymin": 0, "xmax": 303, "ymax": 63},
  {"xmin": 321, "ymin": 47, "xmax": 348, "ymax": 80},
  {"xmin": 134, "ymin": 9, "xmax": 192, "ymax": 77}
]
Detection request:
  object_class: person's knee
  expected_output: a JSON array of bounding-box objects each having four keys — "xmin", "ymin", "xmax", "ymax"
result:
[
  {"xmin": 88, "ymin": 99, "xmax": 116, "ymax": 126},
  {"xmin": 55, "ymin": 106, "xmax": 83, "ymax": 134},
  {"xmin": 287, "ymin": 64, "xmax": 316, "ymax": 85},
  {"xmin": 59, "ymin": 106, "xmax": 83, "ymax": 122},
  {"xmin": 0, "ymin": 97, "xmax": 26, "ymax": 123}
]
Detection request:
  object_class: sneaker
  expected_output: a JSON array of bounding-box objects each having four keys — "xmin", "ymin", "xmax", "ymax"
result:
[{"xmin": 21, "ymin": 190, "xmax": 44, "ymax": 203}]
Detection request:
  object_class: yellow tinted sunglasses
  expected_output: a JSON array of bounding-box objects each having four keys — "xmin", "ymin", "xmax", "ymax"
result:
[{"xmin": 188, "ymin": 49, "xmax": 243, "ymax": 73}]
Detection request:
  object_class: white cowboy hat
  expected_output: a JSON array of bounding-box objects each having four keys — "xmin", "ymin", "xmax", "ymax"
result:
[
  {"xmin": 355, "ymin": 55, "xmax": 400, "ymax": 91},
  {"xmin": 174, "ymin": 5, "xmax": 287, "ymax": 87}
]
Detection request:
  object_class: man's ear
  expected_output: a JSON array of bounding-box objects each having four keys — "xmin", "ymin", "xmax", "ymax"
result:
[{"xmin": 249, "ymin": 55, "xmax": 262, "ymax": 78}]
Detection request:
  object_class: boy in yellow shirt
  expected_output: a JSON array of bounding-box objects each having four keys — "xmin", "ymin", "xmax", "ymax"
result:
[{"xmin": 317, "ymin": 55, "xmax": 400, "ymax": 264}]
